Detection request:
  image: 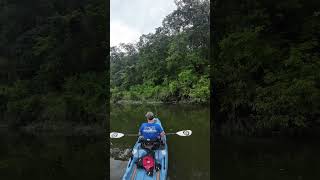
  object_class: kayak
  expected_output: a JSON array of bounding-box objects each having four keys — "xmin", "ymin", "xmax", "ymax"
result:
[{"xmin": 122, "ymin": 118, "xmax": 168, "ymax": 180}]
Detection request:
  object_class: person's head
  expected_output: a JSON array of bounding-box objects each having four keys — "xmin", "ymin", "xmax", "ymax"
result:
[{"xmin": 145, "ymin": 112, "xmax": 154, "ymax": 121}]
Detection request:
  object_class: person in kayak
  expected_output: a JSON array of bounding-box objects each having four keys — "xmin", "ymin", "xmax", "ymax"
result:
[{"xmin": 139, "ymin": 112, "xmax": 165, "ymax": 141}]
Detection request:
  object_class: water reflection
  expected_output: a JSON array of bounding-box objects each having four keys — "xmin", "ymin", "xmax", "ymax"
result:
[
  {"xmin": 110, "ymin": 104, "xmax": 210, "ymax": 180},
  {"xmin": 110, "ymin": 158, "xmax": 127, "ymax": 180},
  {"xmin": 214, "ymin": 136, "xmax": 320, "ymax": 180},
  {"xmin": 2, "ymin": 131, "xmax": 106, "ymax": 180}
]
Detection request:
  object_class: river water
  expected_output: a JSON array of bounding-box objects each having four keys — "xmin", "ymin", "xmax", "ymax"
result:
[
  {"xmin": 214, "ymin": 136, "xmax": 320, "ymax": 180},
  {"xmin": 3, "ymin": 104, "xmax": 317, "ymax": 180},
  {"xmin": 110, "ymin": 104, "xmax": 210, "ymax": 180},
  {"xmin": 1, "ymin": 131, "xmax": 106, "ymax": 180}
]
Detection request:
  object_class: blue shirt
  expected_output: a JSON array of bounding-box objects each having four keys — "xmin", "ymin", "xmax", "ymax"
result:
[{"xmin": 139, "ymin": 122, "xmax": 164, "ymax": 140}]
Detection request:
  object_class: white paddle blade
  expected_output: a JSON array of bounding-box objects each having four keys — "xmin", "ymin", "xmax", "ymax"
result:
[
  {"xmin": 110, "ymin": 132, "xmax": 125, "ymax": 138},
  {"xmin": 176, "ymin": 130, "xmax": 192, "ymax": 136}
]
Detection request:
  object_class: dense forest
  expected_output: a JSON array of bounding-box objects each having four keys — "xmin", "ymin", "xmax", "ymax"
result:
[
  {"xmin": 212, "ymin": 0, "xmax": 320, "ymax": 135},
  {"xmin": 1, "ymin": 0, "xmax": 319, "ymax": 135},
  {"xmin": 110, "ymin": 0, "xmax": 210, "ymax": 103},
  {"xmin": 0, "ymin": 0, "xmax": 107, "ymax": 133}
]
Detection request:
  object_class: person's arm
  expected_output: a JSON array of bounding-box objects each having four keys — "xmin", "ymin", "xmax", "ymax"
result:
[
  {"xmin": 138, "ymin": 125, "xmax": 141, "ymax": 135},
  {"xmin": 138, "ymin": 124, "xmax": 145, "ymax": 140},
  {"xmin": 157, "ymin": 125, "xmax": 165, "ymax": 143},
  {"xmin": 158, "ymin": 125, "xmax": 165, "ymax": 137}
]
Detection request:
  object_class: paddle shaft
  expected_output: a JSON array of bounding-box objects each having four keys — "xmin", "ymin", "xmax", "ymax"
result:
[
  {"xmin": 110, "ymin": 130, "xmax": 191, "ymax": 138},
  {"xmin": 165, "ymin": 132, "xmax": 176, "ymax": 135},
  {"xmin": 124, "ymin": 132, "xmax": 175, "ymax": 136}
]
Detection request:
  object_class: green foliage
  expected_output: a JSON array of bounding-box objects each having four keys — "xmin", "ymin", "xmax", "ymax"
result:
[
  {"xmin": 189, "ymin": 75, "xmax": 210, "ymax": 103},
  {"xmin": 110, "ymin": 0, "xmax": 210, "ymax": 104},
  {"xmin": 63, "ymin": 72, "xmax": 106, "ymax": 122},
  {"xmin": 213, "ymin": 0, "xmax": 320, "ymax": 134},
  {"xmin": 0, "ymin": 0, "xmax": 107, "ymax": 130}
]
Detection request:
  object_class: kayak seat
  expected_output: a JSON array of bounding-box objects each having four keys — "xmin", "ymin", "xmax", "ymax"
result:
[{"xmin": 139, "ymin": 138, "xmax": 164, "ymax": 150}]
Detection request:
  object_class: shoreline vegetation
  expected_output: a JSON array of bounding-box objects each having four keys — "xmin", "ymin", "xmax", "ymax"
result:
[
  {"xmin": 113, "ymin": 99, "xmax": 209, "ymax": 105},
  {"xmin": 213, "ymin": 0, "xmax": 320, "ymax": 136},
  {"xmin": 0, "ymin": 0, "xmax": 107, "ymax": 134},
  {"xmin": 1, "ymin": 0, "xmax": 319, "ymax": 137},
  {"xmin": 110, "ymin": 0, "xmax": 210, "ymax": 105},
  {"xmin": 215, "ymin": 126, "xmax": 320, "ymax": 138},
  {"xmin": 20, "ymin": 122, "xmax": 105, "ymax": 136}
]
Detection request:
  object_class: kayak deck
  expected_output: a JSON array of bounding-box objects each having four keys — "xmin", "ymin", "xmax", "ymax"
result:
[{"xmin": 122, "ymin": 118, "xmax": 168, "ymax": 180}]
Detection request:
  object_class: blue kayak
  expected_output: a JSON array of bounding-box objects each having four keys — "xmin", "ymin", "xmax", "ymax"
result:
[{"xmin": 122, "ymin": 118, "xmax": 168, "ymax": 180}]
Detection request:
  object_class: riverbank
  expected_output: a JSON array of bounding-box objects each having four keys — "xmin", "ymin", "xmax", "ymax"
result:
[
  {"xmin": 113, "ymin": 99, "xmax": 209, "ymax": 105},
  {"xmin": 214, "ymin": 126, "xmax": 320, "ymax": 138},
  {"xmin": 7, "ymin": 121, "xmax": 106, "ymax": 136}
]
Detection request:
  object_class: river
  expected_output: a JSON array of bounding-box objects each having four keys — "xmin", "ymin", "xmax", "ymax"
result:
[
  {"xmin": 1, "ymin": 131, "xmax": 106, "ymax": 180},
  {"xmin": 110, "ymin": 104, "xmax": 210, "ymax": 180},
  {"xmin": 3, "ymin": 104, "xmax": 316, "ymax": 180},
  {"xmin": 214, "ymin": 136, "xmax": 320, "ymax": 180}
]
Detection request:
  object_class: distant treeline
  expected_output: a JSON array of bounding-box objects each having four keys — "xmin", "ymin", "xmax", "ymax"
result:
[
  {"xmin": 110, "ymin": 0, "xmax": 210, "ymax": 103},
  {"xmin": 0, "ymin": 0, "xmax": 107, "ymax": 132},
  {"xmin": 213, "ymin": 0, "xmax": 320, "ymax": 135}
]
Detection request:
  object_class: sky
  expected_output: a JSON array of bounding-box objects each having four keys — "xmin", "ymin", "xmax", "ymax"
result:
[{"xmin": 110, "ymin": 0, "xmax": 177, "ymax": 46}]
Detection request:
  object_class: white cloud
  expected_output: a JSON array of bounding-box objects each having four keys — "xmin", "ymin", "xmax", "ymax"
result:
[
  {"xmin": 110, "ymin": 0, "xmax": 176, "ymax": 46},
  {"xmin": 110, "ymin": 20, "xmax": 140, "ymax": 46}
]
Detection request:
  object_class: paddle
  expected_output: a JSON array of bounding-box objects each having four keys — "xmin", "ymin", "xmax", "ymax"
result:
[{"xmin": 110, "ymin": 130, "xmax": 192, "ymax": 139}]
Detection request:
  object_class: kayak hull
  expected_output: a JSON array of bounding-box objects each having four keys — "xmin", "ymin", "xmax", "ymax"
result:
[{"xmin": 122, "ymin": 118, "xmax": 168, "ymax": 180}]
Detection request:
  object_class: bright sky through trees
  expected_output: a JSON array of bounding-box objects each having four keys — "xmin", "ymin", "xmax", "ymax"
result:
[{"xmin": 110, "ymin": 0, "xmax": 176, "ymax": 46}]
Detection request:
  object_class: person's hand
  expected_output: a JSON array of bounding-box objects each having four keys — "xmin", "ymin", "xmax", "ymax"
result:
[{"xmin": 160, "ymin": 137, "xmax": 166, "ymax": 144}]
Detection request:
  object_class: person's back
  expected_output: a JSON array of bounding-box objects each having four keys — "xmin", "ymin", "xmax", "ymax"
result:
[
  {"xmin": 139, "ymin": 122, "xmax": 163, "ymax": 140},
  {"xmin": 139, "ymin": 112, "xmax": 165, "ymax": 140}
]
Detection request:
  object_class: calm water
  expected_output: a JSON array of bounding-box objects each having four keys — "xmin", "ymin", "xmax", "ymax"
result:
[
  {"xmin": 4, "ymin": 105, "xmax": 317, "ymax": 180},
  {"xmin": 1, "ymin": 131, "xmax": 106, "ymax": 180},
  {"xmin": 214, "ymin": 136, "xmax": 320, "ymax": 180},
  {"xmin": 110, "ymin": 104, "xmax": 210, "ymax": 180}
]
